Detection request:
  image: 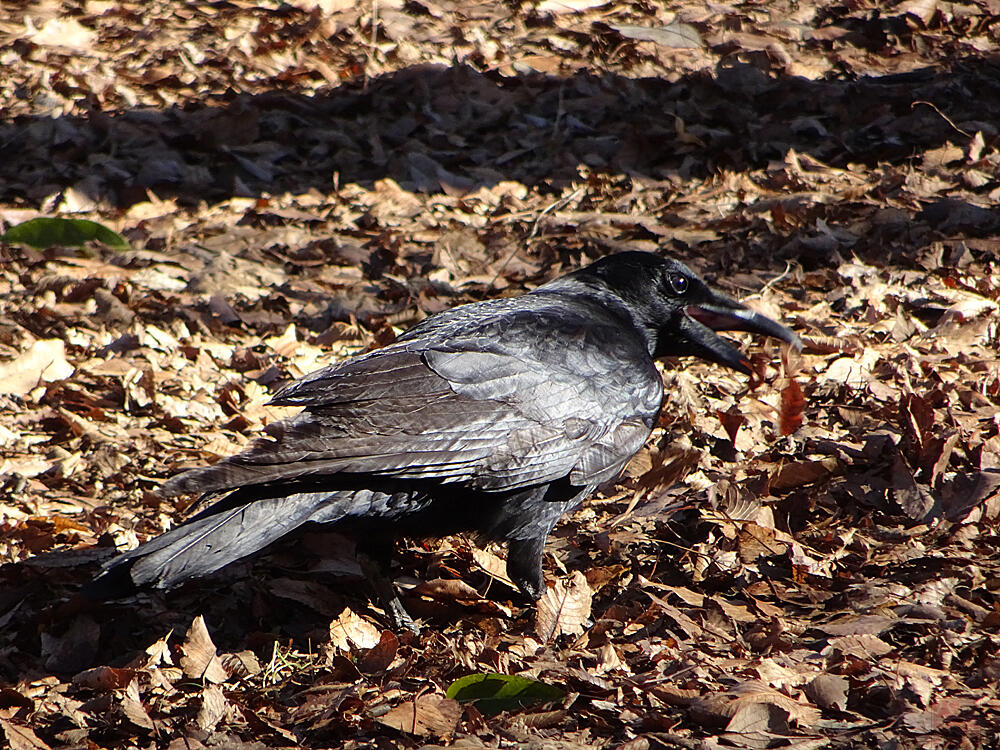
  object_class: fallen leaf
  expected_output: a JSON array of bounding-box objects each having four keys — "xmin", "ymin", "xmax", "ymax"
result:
[
  {"xmin": 121, "ymin": 679, "xmax": 155, "ymax": 731},
  {"xmin": 179, "ymin": 616, "xmax": 229, "ymax": 683},
  {"xmin": 26, "ymin": 17, "xmax": 98, "ymax": 51},
  {"xmin": 376, "ymin": 694, "xmax": 461, "ymax": 737},
  {"xmin": 779, "ymin": 378, "xmax": 805, "ymax": 435},
  {"xmin": 0, "ymin": 340, "xmax": 75, "ymax": 396},
  {"xmin": 827, "ymin": 634, "xmax": 894, "ymax": 659},
  {"xmin": 358, "ymin": 630, "xmax": 399, "ymax": 674},
  {"xmin": 535, "ymin": 570, "xmax": 592, "ymax": 641},
  {"xmin": 196, "ymin": 684, "xmax": 228, "ymax": 732},
  {"xmin": 691, "ymin": 681, "xmax": 819, "ymax": 728},
  {"xmin": 612, "ymin": 22, "xmax": 703, "ymax": 49},
  {"xmin": 328, "ymin": 607, "xmax": 382, "ymax": 652},
  {"xmin": 536, "ymin": 0, "xmax": 610, "ymax": 12},
  {"xmin": 805, "ymin": 674, "xmax": 849, "ymax": 711},
  {"xmin": 0, "ymin": 718, "xmax": 52, "ymax": 750}
]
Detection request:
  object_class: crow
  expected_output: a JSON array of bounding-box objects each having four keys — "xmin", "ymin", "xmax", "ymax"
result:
[{"xmin": 85, "ymin": 251, "xmax": 799, "ymax": 618}]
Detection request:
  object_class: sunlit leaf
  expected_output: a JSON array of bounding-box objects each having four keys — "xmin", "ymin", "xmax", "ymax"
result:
[
  {"xmin": 3, "ymin": 217, "xmax": 128, "ymax": 249},
  {"xmin": 445, "ymin": 673, "xmax": 564, "ymax": 715},
  {"xmin": 612, "ymin": 22, "xmax": 703, "ymax": 49}
]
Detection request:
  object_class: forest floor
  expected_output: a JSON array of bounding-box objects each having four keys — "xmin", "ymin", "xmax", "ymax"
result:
[{"xmin": 2, "ymin": 1, "xmax": 1000, "ymax": 748}]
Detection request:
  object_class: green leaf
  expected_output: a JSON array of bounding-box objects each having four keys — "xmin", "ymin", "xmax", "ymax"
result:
[
  {"xmin": 445, "ymin": 673, "xmax": 564, "ymax": 715},
  {"xmin": 2, "ymin": 217, "xmax": 129, "ymax": 249}
]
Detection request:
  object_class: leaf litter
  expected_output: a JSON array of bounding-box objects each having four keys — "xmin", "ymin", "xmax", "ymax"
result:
[{"xmin": 2, "ymin": 0, "xmax": 1000, "ymax": 748}]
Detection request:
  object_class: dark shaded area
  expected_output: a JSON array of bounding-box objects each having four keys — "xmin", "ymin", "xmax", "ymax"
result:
[{"xmin": 3, "ymin": 57, "xmax": 1000, "ymax": 209}]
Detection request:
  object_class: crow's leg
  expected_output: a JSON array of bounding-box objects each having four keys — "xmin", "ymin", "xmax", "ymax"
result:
[
  {"xmin": 500, "ymin": 483, "xmax": 594, "ymax": 601},
  {"xmin": 357, "ymin": 537, "xmax": 419, "ymax": 632},
  {"xmin": 506, "ymin": 534, "xmax": 548, "ymax": 600}
]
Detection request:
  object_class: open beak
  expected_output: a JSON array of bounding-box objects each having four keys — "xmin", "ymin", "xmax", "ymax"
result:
[{"xmin": 679, "ymin": 293, "xmax": 801, "ymax": 374}]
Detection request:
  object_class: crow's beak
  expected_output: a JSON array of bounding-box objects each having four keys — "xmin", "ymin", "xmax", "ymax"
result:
[{"xmin": 679, "ymin": 293, "xmax": 801, "ymax": 374}]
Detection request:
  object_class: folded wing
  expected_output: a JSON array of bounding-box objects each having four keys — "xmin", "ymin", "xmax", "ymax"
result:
[{"xmin": 162, "ymin": 297, "xmax": 664, "ymax": 498}]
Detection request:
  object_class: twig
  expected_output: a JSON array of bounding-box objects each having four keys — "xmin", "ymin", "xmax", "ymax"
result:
[
  {"xmin": 912, "ymin": 100, "xmax": 972, "ymax": 138},
  {"xmin": 758, "ymin": 261, "xmax": 794, "ymax": 294},
  {"xmin": 527, "ymin": 186, "xmax": 586, "ymax": 241}
]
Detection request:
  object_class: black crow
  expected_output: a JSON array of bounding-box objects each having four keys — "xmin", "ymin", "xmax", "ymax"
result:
[{"xmin": 85, "ymin": 252, "xmax": 799, "ymax": 614}]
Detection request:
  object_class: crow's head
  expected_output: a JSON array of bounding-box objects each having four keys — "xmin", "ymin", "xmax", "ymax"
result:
[{"xmin": 565, "ymin": 251, "xmax": 801, "ymax": 373}]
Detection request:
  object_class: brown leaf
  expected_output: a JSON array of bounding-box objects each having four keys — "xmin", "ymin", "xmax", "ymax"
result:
[
  {"xmin": 716, "ymin": 407, "xmax": 745, "ymax": 445},
  {"xmin": 328, "ymin": 607, "xmax": 382, "ymax": 652},
  {"xmin": 0, "ymin": 339, "xmax": 75, "ymax": 396},
  {"xmin": 815, "ymin": 615, "xmax": 896, "ymax": 636},
  {"xmin": 196, "ymin": 684, "xmax": 228, "ymax": 732},
  {"xmin": 358, "ymin": 630, "xmax": 399, "ymax": 674},
  {"xmin": 928, "ymin": 432, "xmax": 960, "ymax": 486},
  {"xmin": 376, "ymin": 694, "xmax": 461, "ymax": 737},
  {"xmin": 892, "ymin": 453, "xmax": 936, "ymax": 521},
  {"xmin": 779, "ymin": 378, "xmax": 805, "ymax": 435},
  {"xmin": 724, "ymin": 700, "xmax": 791, "ymax": 734},
  {"xmin": 584, "ymin": 564, "xmax": 627, "ymax": 594},
  {"xmin": 121, "ymin": 679, "xmax": 155, "ymax": 731},
  {"xmin": 805, "ymin": 674, "xmax": 849, "ymax": 711},
  {"xmin": 737, "ymin": 524, "xmax": 789, "ymax": 563},
  {"xmin": 73, "ymin": 665, "xmax": 137, "ymax": 691},
  {"xmin": 827, "ymin": 634, "xmax": 894, "ymax": 659},
  {"xmin": 644, "ymin": 590, "xmax": 703, "ymax": 641},
  {"xmin": 767, "ymin": 457, "xmax": 839, "ymax": 491},
  {"xmin": 179, "ymin": 616, "xmax": 229, "ymax": 683},
  {"xmin": 0, "ymin": 719, "xmax": 51, "ymax": 750},
  {"xmin": 220, "ymin": 650, "xmax": 262, "ymax": 679},
  {"xmin": 470, "ymin": 546, "xmax": 517, "ymax": 591},
  {"xmin": 412, "ymin": 577, "xmax": 486, "ymax": 603},
  {"xmin": 690, "ymin": 681, "xmax": 819, "ymax": 729},
  {"xmin": 535, "ymin": 570, "xmax": 592, "ymax": 642},
  {"xmin": 939, "ymin": 469, "xmax": 1000, "ymax": 521}
]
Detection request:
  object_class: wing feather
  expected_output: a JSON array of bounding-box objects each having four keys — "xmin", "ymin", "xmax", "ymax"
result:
[{"xmin": 162, "ymin": 294, "xmax": 664, "ymax": 498}]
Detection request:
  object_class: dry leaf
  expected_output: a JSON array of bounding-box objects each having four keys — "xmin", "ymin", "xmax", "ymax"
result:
[
  {"xmin": 535, "ymin": 570, "xmax": 592, "ymax": 641},
  {"xmin": 179, "ymin": 616, "xmax": 229, "ymax": 683},
  {"xmin": 0, "ymin": 339, "xmax": 75, "ymax": 396},
  {"xmin": 121, "ymin": 679, "xmax": 155, "ymax": 730},
  {"xmin": 376, "ymin": 694, "xmax": 461, "ymax": 737},
  {"xmin": 471, "ymin": 546, "xmax": 517, "ymax": 590},
  {"xmin": 779, "ymin": 378, "xmax": 805, "ymax": 435},
  {"xmin": 537, "ymin": 0, "xmax": 609, "ymax": 12},
  {"xmin": 767, "ymin": 457, "xmax": 839, "ymax": 491},
  {"xmin": 73, "ymin": 665, "xmax": 137, "ymax": 691},
  {"xmin": 358, "ymin": 630, "xmax": 399, "ymax": 674},
  {"xmin": 0, "ymin": 719, "xmax": 52, "ymax": 750},
  {"xmin": 612, "ymin": 22, "xmax": 703, "ymax": 49},
  {"xmin": 805, "ymin": 674, "xmax": 849, "ymax": 711},
  {"xmin": 196, "ymin": 684, "xmax": 228, "ymax": 732},
  {"xmin": 827, "ymin": 634, "xmax": 894, "ymax": 659},
  {"xmin": 27, "ymin": 17, "xmax": 98, "ymax": 51},
  {"xmin": 412, "ymin": 577, "xmax": 485, "ymax": 603},
  {"xmin": 328, "ymin": 607, "xmax": 382, "ymax": 651},
  {"xmin": 691, "ymin": 681, "xmax": 819, "ymax": 728}
]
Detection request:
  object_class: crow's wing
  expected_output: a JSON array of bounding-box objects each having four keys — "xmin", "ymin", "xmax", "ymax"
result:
[{"xmin": 162, "ymin": 296, "xmax": 663, "ymax": 497}]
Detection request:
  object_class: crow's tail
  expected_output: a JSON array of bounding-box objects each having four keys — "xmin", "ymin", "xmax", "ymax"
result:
[{"xmin": 82, "ymin": 490, "xmax": 341, "ymax": 600}]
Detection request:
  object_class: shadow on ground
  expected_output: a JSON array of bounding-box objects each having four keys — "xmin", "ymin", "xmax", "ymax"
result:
[{"xmin": 3, "ymin": 56, "xmax": 1000, "ymax": 208}]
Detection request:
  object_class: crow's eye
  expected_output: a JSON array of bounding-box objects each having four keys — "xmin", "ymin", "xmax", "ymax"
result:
[{"xmin": 669, "ymin": 273, "xmax": 689, "ymax": 295}]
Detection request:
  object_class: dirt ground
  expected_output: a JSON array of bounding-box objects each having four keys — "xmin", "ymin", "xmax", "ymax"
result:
[{"xmin": 2, "ymin": 1, "xmax": 1000, "ymax": 748}]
